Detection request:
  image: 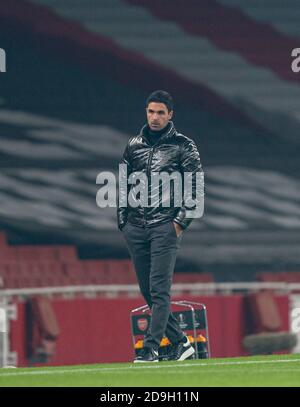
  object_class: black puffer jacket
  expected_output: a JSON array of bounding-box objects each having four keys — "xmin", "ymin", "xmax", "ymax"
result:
[{"xmin": 117, "ymin": 121, "xmax": 204, "ymax": 231}]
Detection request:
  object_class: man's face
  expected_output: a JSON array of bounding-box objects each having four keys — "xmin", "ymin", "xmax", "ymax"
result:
[{"xmin": 146, "ymin": 102, "xmax": 173, "ymax": 131}]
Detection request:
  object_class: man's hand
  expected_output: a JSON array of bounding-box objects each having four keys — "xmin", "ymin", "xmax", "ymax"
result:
[{"xmin": 173, "ymin": 221, "xmax": 183, "ymax": 237}]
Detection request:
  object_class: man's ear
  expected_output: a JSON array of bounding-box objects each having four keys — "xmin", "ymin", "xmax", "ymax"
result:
[{"xmin": 168, "ymin": 110, "xmax": 173, "ymax": 120}]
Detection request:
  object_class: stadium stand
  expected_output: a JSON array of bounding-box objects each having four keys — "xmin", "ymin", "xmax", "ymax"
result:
[
  {"xmin": 0, "ymin": 231, "xmax": 216, "ymax": 287},
  {"xmin": 0, "ymin": 0, "xmax": 299, "ymax": 282},
  {"xmin": 1, "ymin": 0, "xmax": 300, "ymax": 368},
  {"xmin": 172, "ymin": 273, "xmax": 214, "ymax": 284},
  {"xmin": 0, "ymin": 0, "xmax": 300, "ymax": 281},
  {"xmin": 259, "ymin": 272, "xmax": 300, "ymax": 283}
]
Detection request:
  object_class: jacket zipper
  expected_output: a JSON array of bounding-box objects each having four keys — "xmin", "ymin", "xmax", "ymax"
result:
[
  {"xmin": 141, "ymin": 126, "xmax": 172, "ymax": 228},
  {"xmin": 144, "ymin": 146, "xmax": 155, "ymax": 228}
]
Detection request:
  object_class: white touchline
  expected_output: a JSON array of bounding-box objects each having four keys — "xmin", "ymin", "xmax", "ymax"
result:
[{"xmin": 0, "ymin": 358, "xmax": 300, "ymax": 377}]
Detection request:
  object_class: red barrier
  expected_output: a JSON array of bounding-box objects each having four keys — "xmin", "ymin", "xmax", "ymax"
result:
[{"xmin": 9, "ymin": 294, "xmax": 289, "ymax": 367}]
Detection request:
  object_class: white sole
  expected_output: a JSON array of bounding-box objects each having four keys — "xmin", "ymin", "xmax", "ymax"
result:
[
  {"xmin": 133, "ymin": 359, "xmax": 159, "ymax": 363},
  {"xmin": 177, "ymin": 346, "xmax": 195, "ymax": 361}
]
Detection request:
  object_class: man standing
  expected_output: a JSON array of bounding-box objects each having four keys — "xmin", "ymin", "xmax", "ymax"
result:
[{"xmin": 117, "ymin": 90, "xmax": 204, "ymax": 362}]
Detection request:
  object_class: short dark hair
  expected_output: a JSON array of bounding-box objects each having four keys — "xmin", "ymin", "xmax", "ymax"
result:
[{"xmin": 146, "ymin": 90, "xmax": 174, "ymax": 112}]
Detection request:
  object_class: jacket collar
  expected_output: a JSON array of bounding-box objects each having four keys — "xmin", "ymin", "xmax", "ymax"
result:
[{"xmin": 139, "ymin": 121, "xmax": 176, "ymax": 145}]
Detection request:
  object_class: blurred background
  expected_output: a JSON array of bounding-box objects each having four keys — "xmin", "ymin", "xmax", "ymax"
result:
[{"xmin": 0, "ymin": 0, "xmax": 300, "ymax": 367}]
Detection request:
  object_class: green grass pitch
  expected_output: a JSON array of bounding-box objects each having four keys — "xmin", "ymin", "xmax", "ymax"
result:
[{"xmin": 0, "ymin": 354, "xmax": 300, "ymax": 387}]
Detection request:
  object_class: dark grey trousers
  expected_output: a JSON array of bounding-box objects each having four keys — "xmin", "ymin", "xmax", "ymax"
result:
[{"xmin": 122, "ymin": 220, "xmax": 185, "ymax": 350}]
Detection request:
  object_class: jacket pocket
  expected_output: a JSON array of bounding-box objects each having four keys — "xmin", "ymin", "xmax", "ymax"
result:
[{"xmin": 170, "ymin": 220, "xmax": 179, "ymax": 238}]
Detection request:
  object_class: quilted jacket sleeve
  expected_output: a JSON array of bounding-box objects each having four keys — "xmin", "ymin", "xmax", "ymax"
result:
[
  {"xmin": 173, "ymin": 138, "xmax": 205, "ymax": 230},
  {"xmin": 117, "ymin": 140, "xmax": 132, "ymax": 231}
]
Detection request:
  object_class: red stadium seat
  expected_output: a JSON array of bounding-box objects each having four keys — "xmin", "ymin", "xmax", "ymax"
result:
[
  {"xmin": 56, "ymin": 246, "xmax": 77, "ymax": 261},
  {"xmin": 173, "ymin": 272, "xmax": 214, "ymax": 284},
  {"xmin": 104, "ymin": 259, "xmax": 137, "ymax": 284},
  {"xmin": 9, "ymin": 245, "xmax": 78, "ymax": 262},
  {"xmin": 82, "ymin": 260, "xmax": 111, "ymax": 284},
  {"xmin": 62, "ymin": 262, "xmax": 86, "ymax": 285},
  {"xmin": 257, "ymin": 272, "xmax": 300, "ymax": 285},
  {"xmin": 0, "ymin": 263, "xmax": 8, "ymax": 288},
  {"xmin": 15, "ymin": 246, "xmax": 40, "ymax": 261},
  {"xmin": 0, "ymin": 248, "xmax": 17, "ymax": 261},
  {"xmin": 0, "ymin": 244, "xmax": 138, "ymax": 287},
  {"xmin": 34, "ymin": 246, "xmax": 59, "ymax": 261},
  {"xmin": 279, "ymin": 272, "xmax": 300, "ymax": 283}
]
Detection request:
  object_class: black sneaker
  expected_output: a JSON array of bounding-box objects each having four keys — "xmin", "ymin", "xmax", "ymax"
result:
[
  {"xmin": 134, "ymin": 347, "xmax": 159, "ymax": 363},
  {"xmin": 171, "ymin": 336, "xmax": 195, "ymax": 361}
]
